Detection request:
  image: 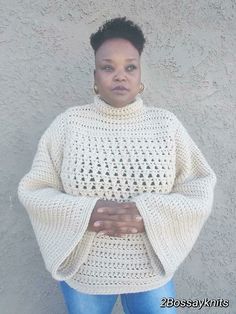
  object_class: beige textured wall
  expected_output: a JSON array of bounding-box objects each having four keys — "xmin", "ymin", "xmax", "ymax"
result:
[{"xmin": 1, "ymin": 1, "xmax": 235, "ymax": 313}]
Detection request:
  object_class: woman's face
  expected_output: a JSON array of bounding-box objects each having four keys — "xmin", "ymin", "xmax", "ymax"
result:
[{"xmin": 94, "ymin": 38, "xmax": 141, "ymax": 108}]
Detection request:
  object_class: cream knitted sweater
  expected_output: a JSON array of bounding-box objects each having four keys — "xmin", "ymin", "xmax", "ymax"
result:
[{"xmin": 17, "ymin": 94, "xmax": 217, "ymax": 294}]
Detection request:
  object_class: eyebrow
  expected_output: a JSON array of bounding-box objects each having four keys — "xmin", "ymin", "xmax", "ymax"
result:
[{"xmin": 101, "ymin": 58, "xmax": 137, "ymax": 62}]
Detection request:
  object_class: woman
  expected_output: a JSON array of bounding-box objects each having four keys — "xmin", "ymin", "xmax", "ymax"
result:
[{"xmin": 17, "ymin": 17, "xmax": 217, "ymax": 314}]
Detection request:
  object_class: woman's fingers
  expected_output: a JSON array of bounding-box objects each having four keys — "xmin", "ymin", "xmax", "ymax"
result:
[
  {"xmin": 97, "ymin": 229, "xmax": 118, "ymax": 237},
  {"xmin": 97, "ymin": 207, "xmax": 127, "ymax": 214},
  {"xmin": 94, "ymin": 220, "xmax": 139, "ymax": 229},
  {"xmin": 97, "ymin": 226, "xmax": 138, "ymax": 237},
  {"xmin": 93, "ymin": 219, "xmax": 143, "ymax": 235},
  {"xmin": 98, "ymin": 213, "xmax": 142, "ymax": 222},
  {"xmin": 97, "ymin": 204, "xmax": 136, "ymax": 215},
  {"xmin": 93, "ymin": 207, "xmax": 144, "ymax": 235},
  {"xmin": 119, "ymin": 226, "xmax": 138, "ymax": 233}
]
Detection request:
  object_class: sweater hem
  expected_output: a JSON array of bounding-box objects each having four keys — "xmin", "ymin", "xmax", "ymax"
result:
[{"xmin": 60, "ymin": 273, "xmax": 175, "ymax": 295}]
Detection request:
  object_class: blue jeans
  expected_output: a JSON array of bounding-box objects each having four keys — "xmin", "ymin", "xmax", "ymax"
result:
[{"xmin": 58, "ymin": 279, "xmax": 177, "ymax": 314}]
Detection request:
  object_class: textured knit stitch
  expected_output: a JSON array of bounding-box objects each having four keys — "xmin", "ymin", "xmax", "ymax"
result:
[{"xmin": 17, "ymin": 94, "xmax": 217, "ymax": 294}]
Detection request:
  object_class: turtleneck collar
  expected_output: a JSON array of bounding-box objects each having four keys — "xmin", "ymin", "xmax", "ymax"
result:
[{"xmin": 93, "ymin": 94, "xmax": 145, "ymax": 118}]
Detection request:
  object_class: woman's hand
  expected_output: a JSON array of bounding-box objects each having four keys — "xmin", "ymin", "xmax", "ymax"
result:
[{"xmin": 87, "ymin": 200, "xmax": 145, "ymax": 237}]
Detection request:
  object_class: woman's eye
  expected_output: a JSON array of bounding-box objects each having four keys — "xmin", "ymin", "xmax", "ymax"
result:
[
  {"xmin": 127, "ymin": 65, "xmax": 136, "ymax": 71},
  {"xmin": 103, "ymin": 66, "xmax": 112, "ymax": 71},
  {"xmin": 102, "ymin": 65, "xmax": 137, "ymax": 71}
]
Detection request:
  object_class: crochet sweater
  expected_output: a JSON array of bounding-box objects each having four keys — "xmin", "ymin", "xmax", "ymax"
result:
[{"xmin": 17, "ymin": 94, "xmax": 217, "ymax": 294}]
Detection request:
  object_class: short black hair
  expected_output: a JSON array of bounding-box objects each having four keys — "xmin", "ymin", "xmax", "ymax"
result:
[{"xmin": 90, "ymin": 16, "xmax": 146, "ymax": 56}]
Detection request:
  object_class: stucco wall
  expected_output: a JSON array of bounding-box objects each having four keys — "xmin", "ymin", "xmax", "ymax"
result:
[{"xmin": 1, "ymin": 1, "xmax": 235, "ymax": 313}]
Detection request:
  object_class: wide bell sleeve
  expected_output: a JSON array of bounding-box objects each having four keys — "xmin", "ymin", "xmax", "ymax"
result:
[
  {"xmin": 17, "ymin": 111, "xmax": 100, "ymax": 281},
  {"xmin": 130, "ymin": 116, "xmax": 217, "ymax": 276}
]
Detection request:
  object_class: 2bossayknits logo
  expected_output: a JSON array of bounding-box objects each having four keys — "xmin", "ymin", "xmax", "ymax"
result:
[{"xmin": 160, "ymin": 298, "xmax": 229, "ymax": 309}]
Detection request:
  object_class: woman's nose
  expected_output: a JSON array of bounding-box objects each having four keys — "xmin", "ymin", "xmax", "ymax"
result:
[{"xmin": 114, "ymin": 71, "xmax": 126, "ymax": 81}]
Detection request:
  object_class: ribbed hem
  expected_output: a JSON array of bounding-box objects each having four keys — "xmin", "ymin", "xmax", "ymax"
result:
[{"xmin": 60, "ymin": 273, "xmax": 175, "ymax": 295}]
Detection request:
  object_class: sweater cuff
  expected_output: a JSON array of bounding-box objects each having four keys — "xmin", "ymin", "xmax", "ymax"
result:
[
  {"xmin": 51, "ymin": 196, "xmax": 101, "ymax": 280},
  {"xmin": 131, "ymin": 192, "xmax": 210, "ymax": 276}
]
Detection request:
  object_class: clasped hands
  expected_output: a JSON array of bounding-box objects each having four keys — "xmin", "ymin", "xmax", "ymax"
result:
[{"xmin": 87, "ymin": 199, "xmax": 145, "ymax": 237}]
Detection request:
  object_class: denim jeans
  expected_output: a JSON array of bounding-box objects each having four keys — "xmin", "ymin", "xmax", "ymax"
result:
[{"xmin": 58, "ymin": 279, "xmax": 177, "ymax": 314}]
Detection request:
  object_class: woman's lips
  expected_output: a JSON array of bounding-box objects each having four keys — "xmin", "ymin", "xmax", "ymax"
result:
[
  {"xmin": 112, "ymin": 89, "xmax": 128, "ymax": 93},
  {"xmin": 112, "ymin": 87, "xmax": 129, "ymax": 93}
]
